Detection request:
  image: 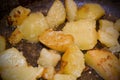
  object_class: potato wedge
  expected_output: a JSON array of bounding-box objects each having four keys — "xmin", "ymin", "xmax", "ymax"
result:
[
  {"xmin": 77, "ymin": 3, "xmax": 105, "ymax": 20},
  {"xmin": 8, "ymin": 6, "xmax": 31, "ymax": 26},
  {"xmin": 114, "ymin": 19, "xmax": 120, "ymax": 32},
  {"xmin": 46, "ymin": 0, "xmax": 66, "ymax": 29},
  {"xmin": 53, "ymin": 74, "xmax": 77, "ymax": 80},
  {"xmin": 39, "ymin": 29, "xmax": 74, "ymax": 52},
  {"xmin": 18, "ymin": 12, "xmax": 49, "ymax": 43},
  {"xmin": 98, "ymin": 20, "xmax": 119, "ymax": 47},
  {"xmin": 60, "ymin": 45, "xmax": 85, "ymax": 78},
  {"xmin": 65, "ymin": 0, "xmax": 77, "ymax": 21},
  {"xmin": 0, "ymin": 36, "xmax": 6, "ymax": 52},
  {"xmin": 63, "ymin": 19, "xmax": 97, "ymax": 50},
  {"xmin": 9, "ymin": 28, "xmax": 23, "ymax": 45},
  {"xmin": 85, "ymin": 49, "xmax": 120, "ymax": 80}
]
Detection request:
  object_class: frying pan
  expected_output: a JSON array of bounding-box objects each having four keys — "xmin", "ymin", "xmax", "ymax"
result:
[{"xmin": 0, "ymin": 0, "xmax": 120, "ymax": 80}]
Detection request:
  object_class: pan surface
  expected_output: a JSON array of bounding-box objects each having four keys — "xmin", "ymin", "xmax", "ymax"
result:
[{"xmin": 0, "ymin": 0, "xmax": 120, "ymax": 80}]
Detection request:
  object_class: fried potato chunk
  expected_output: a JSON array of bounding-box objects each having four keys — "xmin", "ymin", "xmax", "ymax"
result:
[
  {"xmin": 65, "ymin": 0, "xmax": 77, "ymax": 21},
  {"xmin": 53, "ymin": 74, "xmax": 77, "ymax": 80},
  {"xmin": 0, "ymin": 48, "xmax": 44, "ymax": 80},
  {"xmin": 37, "ymin": 48, "xmax": 61, "ymax": 67},
  {"xmin": 39, "ymin": 29, "xmax": 74, "ymax": 52},
  {"xmin": 0, "ymin": 36, "xmax": 6, "ymax": 52},
  {"xmin": 18, "ymin": 12, "xmax": 49, "ymax": 43},
  {"xmin": 60, "ymin": 45, "xmax": 85, "ymax": 78},
  {"xmin": 0, "ymin": 48, "xmax": 27, "ymax": 71},
  {"xmin": 77, "ymin": 3, "xmax": 105, "ymax": 20},
  {"xmin": 63, "ymin": 19, "xmax": 97, "ymax": 50},
  {"xmin": 42, "ymin": 66, "xmax": 55, "ymax": 80},
  {"xmin": 9, "ymin": 28, "xmax": 23, "ymax": 45},
  {"xmin": 98, "ymin": 20, "xmax": 119, "ymax": 47},
  {"xmin": 85, "ymin": 49, "xmax": 120, "ymax": 80},
  {"xmin": 46, "ymin": 0, "xmax": 66, "ymax": 29},
  {"xmin": 1, "ymin": 66, "xmax": 43, "ymax": 80},
  {"xmin": 8, "ymin": 6, "xmax": 31, "ymax": 26},
  {"xmin": 114, "ymin": 19, "xmax": 120, "ymax": 32}
]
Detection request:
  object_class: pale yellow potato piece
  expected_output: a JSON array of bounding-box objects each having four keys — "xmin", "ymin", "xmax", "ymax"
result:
[
  {"xmin": 18, "ymin": 12, "xmax": 49, "ymax": 43},
  {"xmin": 98, "ymin": 20, "xmax": 119, "ymax": 47},
  {"xmin": 114, "ymin": 19, "xmax": 120, "ymax": 32},
  {"xmin": 60, "ymin": 45, "xmax": 85, "ymax": 78},
  {"xmin": 42, "ymin": 66, "xmax": 55, "ymax": 80},
  {"xmin": 63, "ymin": 19, "xmax": 97, "ymax": 50},
  {"xmin": 46, "ymin": 0, "xmax": 66, "ymax": 29},
  {"xmin": 8, "ymin": 6, "xmax": 31, "ymax": 26},
  {"xmin": 65, "ymin": 0, "xmax": 77, "ymax": 21},
  {"xmin": 53, "ymin": 74, "xmax": 77, "ymax": 80},
  {"xmin": 1, "ymin": 65, "xmax": 44, "ymax": 80},
  {"xmin": 85, "ymin": 49, "xmax": 120, "ymax": 80},
  {"xmin": 0, "ymin": 36, "xmax": 6, "ymax": 52},
  {"xmin": 9, "ymin": 28, "xmax": 23, "ymax": 45},
  {"xmin": 37, "ymin": 48, "xmax": 61, "ymax": 67},
  {"xmin": 39, "ymin": 29, "xmax": 74, "ymax": 52},
  {"xmin": 0, "ymin": 48, "xmax": 27, "ymax": 71},
  {"xmin": 77, "ymin": 3, "xmax": 105, "ymax": 20}
]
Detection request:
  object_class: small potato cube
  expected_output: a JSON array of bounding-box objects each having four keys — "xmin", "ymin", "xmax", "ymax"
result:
[
  {"xmin": 0, "ymin": 48, "xmax": 27, "ymax": 71},
  {"xmin": 42, "ymin": 67, "xmax": 55, "ymax": 80},
  {"xmin": 114, "ymin": 19, "xmax": 120, "ymax": 32},
  {"xmin": 39, "ymin": 29, "xmax": 74, "ymax": 52},
  {"xmin": 65, "ymin": 0, "xmax": 77, "ymax": 21},
  {"xmin": 60, "ymin": 45, "xmax": 85, "ymax": 78},
  {"xmin": 63, "ymin": 19, "xmax": 97, "ymax": 50},
  {"xmin": 98, "ymin": 20, "xmax": 119, "ymax": 47},
  {"xmin": 1, "ymin": 65, "xmax": 44, "ymax": 80},
  {"xmin": 53, "ymin": 74, "xmax": 77, "ymax": 80},
  {"xmin": 85, "ymin": 49, "xmax": 120, "ymax": 80},
  {"xmin": 0, "ymin": 36, "xmax": 6, "ymax": 52},
  {"xmin": 37, "ymin": 48, "xmax": 61, "ymax": 67},
  {"xmin": 77, "ymin": 3, "xmax": 105, "ymax": 20},
  {"xmin": 9, "ymin": 28, "xmax": 23, "ymax": 45},
  {"xmin": 18, "ymin": 12, "xmax": 49, "ymax": 43},
  {"xmin": 8, "ymin": 6, "xmax": 31, "ymax": 26},
  {"xmin": 46, "ymin": 0, "xmax": 66, "ymax": 29}
]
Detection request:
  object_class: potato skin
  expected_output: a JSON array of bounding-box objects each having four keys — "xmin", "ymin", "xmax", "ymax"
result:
[
  {"xmin": 85, "ymin": 49, "xmax": 120, "ymax": 80},
  {"xmin": 39, "ymin": 29, "xmax": 74, "ymax": 52},
  {"xmin": 0, "ymin": 36, "xmax": 6, "ymax": 52},
  {"xmin": 77, "ymin": 3, "xmax": 105, "ymax": 20}
]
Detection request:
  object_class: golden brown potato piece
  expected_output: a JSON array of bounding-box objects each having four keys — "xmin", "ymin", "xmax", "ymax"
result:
[
  {"xmin": 98, "ymin": 20, "xmax": 119, "ymax": 47},
  {"xmin": 60, "ymin": 45, "xmax": 85, "ymax": 78},
  {"xmin": 85, "ymin": 49, "xmax": 120, "ymax": 80},
  {"xmin": 114, "ymin": 19, "xmax": 120, "ymax": 32},
  {"xmin": 18, "ymin": 12, "xmax": 49, "ymax": 43},
  {"xmin": 0, "ymin": 36, "xmax": 6, "ymax": 52},
  {"xmin": 63, "ymin": 19, "xmax": 97, "ymax": 50},
  {"xmin": 9, "ymin": 28, "xmax": 23, "ymax": 45},
  {"xmin": 39, "ymin": 29, "xmax": 74, "ymax": 52},
  {"xmin": 46, "ymin": 0, "xmax": 66, "ymax": 29},
  {"xmin": 53, "ymin": 74, "xmax": 77, "ymax": 80},
  {"xmin": 77, "ymin": 3, "xmax": 105, "ymax": 20},
  {"xmin": 8, "ymin": 6, "xmax": 31, "ymax": 26},
  {"xmin": 65, "ymin": 0, "xmax": 77, "ymax": 21}
]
